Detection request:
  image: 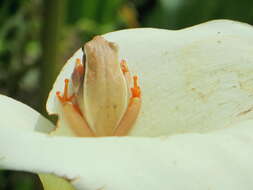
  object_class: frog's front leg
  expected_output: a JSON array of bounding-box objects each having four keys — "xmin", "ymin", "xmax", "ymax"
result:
[
  {"xmin": 56, "ymin": 68, "xmax": 94, "ymax": 137},
  {"xmin": 114, "ymin": 61, "xmax": 142, "ymax": 136}
]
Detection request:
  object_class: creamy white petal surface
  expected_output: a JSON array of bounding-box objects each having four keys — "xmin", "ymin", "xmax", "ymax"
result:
[
  {"xmin": 2, "ymin": 19, "xmax": 253, "ymax": 190},
  {"xmin": 0, "ymin": 95, "xmax": 54, "ymax": 133},
  {"xmin": 1, "ymin": 119, "xmax": 253, "ymax": 190},
  {"xmin": 47, "ymin": 19, "xmax": 253, "ymax": 137}
]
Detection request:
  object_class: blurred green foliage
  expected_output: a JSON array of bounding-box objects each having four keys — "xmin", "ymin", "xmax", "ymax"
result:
[{"xmin": 1, "ymin": 0, "xmax": 253, "ymax": 189}]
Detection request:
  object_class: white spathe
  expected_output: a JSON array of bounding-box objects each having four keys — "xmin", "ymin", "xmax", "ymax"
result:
[
  {"xmin": 1, "ymin": 117, "xmax": 253, "ymax": 190},
  {"xmin": 47, "ymin": 19, "xmax": 253, "ymax": 137},
  {"xmin": 1, "ymin": 19, "xmax": 253, "ymax": 190},
  {"xmin": 0, "ymin": 95, "xmax": 54, "ymax": 133}
]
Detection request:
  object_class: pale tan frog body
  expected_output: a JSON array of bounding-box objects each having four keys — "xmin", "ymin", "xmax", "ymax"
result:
[{"xmin": 56, "ymin": 36, "xmax": 141, "ymax": 137}]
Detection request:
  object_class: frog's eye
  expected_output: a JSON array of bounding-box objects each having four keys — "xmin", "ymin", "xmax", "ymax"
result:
[
  {"xmin": 108, "ymin": 41, "xmax": 118, "ymax": 51},
  {"xmin": 81, "ymin": 46, "xmax": 86, "ymax": 65}
]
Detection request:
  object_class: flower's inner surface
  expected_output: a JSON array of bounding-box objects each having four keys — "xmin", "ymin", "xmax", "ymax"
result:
[{"xmin": 56, "ymin": 36, "xmax": 141, "ymax": 137}]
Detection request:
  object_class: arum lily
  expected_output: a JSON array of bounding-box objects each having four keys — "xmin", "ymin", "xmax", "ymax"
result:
[{"xmin": 1, "ymin": 19, "xmax": 253, "ymax": 190}]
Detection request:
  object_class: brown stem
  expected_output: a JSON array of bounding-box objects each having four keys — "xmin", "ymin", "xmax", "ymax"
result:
[{"xmin": 39, "ymin": 0, "xmax": 66, "ymax": 115}]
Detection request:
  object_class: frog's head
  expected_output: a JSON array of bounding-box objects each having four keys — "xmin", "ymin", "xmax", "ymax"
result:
[{"xmin": 83, "ymin": 36, "xmax": 119, "ymax": 77}]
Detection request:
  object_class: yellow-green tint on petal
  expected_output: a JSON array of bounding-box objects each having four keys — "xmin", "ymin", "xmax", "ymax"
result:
[
  {"xmin": 39, "ymin": 174, "xmax": 75, "ymax": 190},
  {"xmin": 41, "ymin": 108, "xmax": 78, "ymax": 189},
  {"xmin": 40, "ymin": 111, "xmax": 80, "ymax": 190}
]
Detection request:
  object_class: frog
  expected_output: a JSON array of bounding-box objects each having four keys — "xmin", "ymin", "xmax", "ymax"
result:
[{"xmin": 56, "ymin": 36, "xmax": 141, "ymax": 137}]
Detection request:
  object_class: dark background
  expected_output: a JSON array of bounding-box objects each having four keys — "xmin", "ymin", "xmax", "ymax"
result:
[{"xmin": 0, "ymin": 0, "xmax": 253, "ymax": 189}]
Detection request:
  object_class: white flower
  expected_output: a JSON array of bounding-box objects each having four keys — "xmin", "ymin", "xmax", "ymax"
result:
[{"xmin": 1, "ymin": 20, "xmax": 253, "ymax": 190}]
